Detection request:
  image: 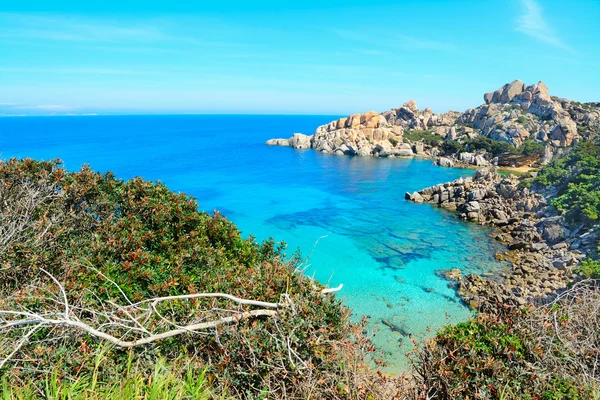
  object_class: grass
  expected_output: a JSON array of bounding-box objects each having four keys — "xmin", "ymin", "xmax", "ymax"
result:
[{"xmin": 2, "ymin": 352, "xmax": 219, "ymax": 400}]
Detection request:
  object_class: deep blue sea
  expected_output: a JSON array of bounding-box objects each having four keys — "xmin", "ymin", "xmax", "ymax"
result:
[{"xmin": 0, "ymin": 115, "xmax": 507, "ymax": 371}]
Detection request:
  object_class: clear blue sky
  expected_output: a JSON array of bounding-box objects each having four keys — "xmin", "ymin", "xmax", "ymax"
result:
[{"xmin": 1, "ymin": 0, "xmax": 599, "ymax": 116}]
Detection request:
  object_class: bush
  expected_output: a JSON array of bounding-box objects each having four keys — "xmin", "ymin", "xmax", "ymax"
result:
[
  {"xmin": 441, "ymin": 140, "xmax": 466, "ymax": 155},
  {"xmin": 0, "ymin": 158, "xmax": 389, "ymax": 399},
  {"xmin": 576, "ymin": 259, "xmax": 600, "ymax": 279},
  {"xmin": 536, "ymin": 142, "xmax": 600, "ymax": 223},
  {"xmin": 463, "ymin": 136, "xmax": 517, "ymax": 157},
  {"xmin": 518, "ymin": 139, "xmax": 545, "ymax": 157},
  {"xmin": 403, "ymin": 129, "xmax": 444, "ymax": 147},
  {"xmin": 411, "ymin": 285, "xmax": 600, "ymax": 399}
]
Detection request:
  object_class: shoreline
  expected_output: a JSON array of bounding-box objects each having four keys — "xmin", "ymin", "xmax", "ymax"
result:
[
  {"xmin": 271, "ymin": 141, "xmax": 560, "ymax": 309},
  {"xmin": 406, "ymin": 167, "xmax": 591, "ymax": 310}
]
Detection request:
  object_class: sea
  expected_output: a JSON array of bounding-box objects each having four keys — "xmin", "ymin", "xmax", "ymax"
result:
[{"xmin": 0, "ymin": 114, "xmax": 508, "ymax": 371}]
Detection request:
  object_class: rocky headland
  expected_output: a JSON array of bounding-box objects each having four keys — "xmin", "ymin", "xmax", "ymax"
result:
[
  {"xmin": 406, "ymin": 167, "xmax": 599, "ymax": 309},
  {"xmin": 266, "ymin": 79, "xmax": 600, "ymax": 310},
  {"xmin": 267, "ymin": 80, "xmax": 600, "ymax": 168}
]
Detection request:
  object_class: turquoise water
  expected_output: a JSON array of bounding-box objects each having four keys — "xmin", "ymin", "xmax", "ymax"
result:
[{"xmin": 0, "ymin": 115, "xmax": 507, "ymax": 371}]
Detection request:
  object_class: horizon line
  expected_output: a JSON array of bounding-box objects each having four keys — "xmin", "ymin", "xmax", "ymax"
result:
[{"xmin": 0, "ymin": 112, "xmax": 346, "ymax": 118}]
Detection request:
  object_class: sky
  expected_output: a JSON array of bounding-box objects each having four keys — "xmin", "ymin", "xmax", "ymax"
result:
[{"xmin": 0, "ymin": 0, "xmax": 599, "ymax": 116}]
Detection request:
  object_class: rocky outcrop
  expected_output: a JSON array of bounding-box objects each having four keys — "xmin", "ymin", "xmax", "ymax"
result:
[
  {"xmin": 380, "ymin": 101, "xmax": 461, "ymax": 134},
  {"xmin": 266, "ymin": 133, "xmax": 312, "ymax": 149},
  {"xmin": 265, "ymin": 100, "xmax": 466, "ymax": 158},
  {"xmin": 310, "ymin": 110, "xmax": 404, "ymax": 156},
  {"xmin": 434, "ymin": 157, "xmax": 454, "ymax": 168},
  {"xmin": 266, "ymin": 138, "xmax": 290, "ymax": 146},
  {"xmin": 267, "ymin": 80, "xmax": 600, "ymax": 165},
  {"xmin": 459, "ymin": 80, "xmax": 580, "ymax": 147},
  {"xmin": 305, "ymin": 100, "xmax": 463, "ymax": 157},
  {"xmin": 407, "ymin": 167, "xmax": 596, "ymax": 308},
  {"xmin": 288, "ymin": 133, "xmax": 312, "ymax": 149}
]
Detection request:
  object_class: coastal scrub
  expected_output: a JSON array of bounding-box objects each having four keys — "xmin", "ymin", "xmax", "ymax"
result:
[{"xmin": 0, "ymin": 158, "xmax": 392, "ymax": 399}]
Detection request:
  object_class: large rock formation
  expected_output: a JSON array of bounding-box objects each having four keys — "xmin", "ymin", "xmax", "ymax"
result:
[
  {"xmin": 458, "ymin": 80, "xmax": 581, "ymax": 147},
  {"xmin": 310, "ymin": 110, "xmax": 403, "ymax": 156},
  {"xmin": 267, "ymin": 100, "xmax": 466, "ymax": 158},
  {"xmin": 267, "ymin": 80, "xmax": 600, "ymax": 163}
]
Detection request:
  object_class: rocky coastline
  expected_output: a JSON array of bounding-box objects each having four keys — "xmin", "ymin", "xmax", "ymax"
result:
[
  {"xmin": 267, "ymin": 80, "xmax": 599, "ymax": 169},
  {"xmin": 266, "ymin": 79, "xmax": 599, "ymax": 310},
  {"xmin": 406, "ymin": 167, "xmax": 598, "ymax": 309}
]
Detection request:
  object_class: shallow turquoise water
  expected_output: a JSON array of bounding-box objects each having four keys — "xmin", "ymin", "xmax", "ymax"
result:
[{"xmin": 0, "ymin": 115, "xmax": 507, "ymax": 371}]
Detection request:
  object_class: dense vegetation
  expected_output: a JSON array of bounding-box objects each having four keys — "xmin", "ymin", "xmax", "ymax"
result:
[
  {"xmin": 0, "ymin": 159, "xmax": 390, "ymax": 399},
  {"xmin": 409, "ymin": 141, "xmax": 600, "ymax": 399},
  {"xmin": 402, "ymin": 129, "xmax": 444, "ymax": 147},
  {"xmin": 411, "ymin": 284, "xmax": 600, "ymax": 399},
  {"xmin": 535, "ymin": 142, "xmax": 600, "ymax": 223},
  {"xmin": 536, "ymin": 142, "xmax": 600, "ymax": 277},
  {"xmin": 401, "ymin": 129, "xmax": 546, "ymax": 160}
]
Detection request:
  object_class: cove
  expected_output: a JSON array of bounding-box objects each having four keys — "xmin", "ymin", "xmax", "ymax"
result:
[{"xmin": 0, "ymin": 114, "xmax": 507, "ymax": 371}]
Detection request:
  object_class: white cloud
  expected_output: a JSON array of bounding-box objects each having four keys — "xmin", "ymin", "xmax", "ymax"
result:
[
  {"xmin": 14, "ymin": 104, "xmax": 79, "ymax": 111},
  {"xmin": 0, "ymin": 13, "xmax": 199, "ymax": 45},
  {"xmin": 0, "ymin": 67, "xmax": 158, "ymax": 76},
  {"xmin": 515, "ymin": 0, "xmax": 574, "ymax": 52},
  {"xmin": 0, "ymin": 103, "xmax": 81, "ymax": 115}
]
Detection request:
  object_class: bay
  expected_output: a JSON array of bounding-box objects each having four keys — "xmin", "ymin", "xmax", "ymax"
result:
[{"xmin": 0, "ymin": 114, "xmax": 507, "ymax": 371}]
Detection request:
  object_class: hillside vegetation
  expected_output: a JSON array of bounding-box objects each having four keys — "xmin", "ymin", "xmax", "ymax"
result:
[
  {"xmin": 0, "ymin": 159, "xmax": 392, "ymax": 399},
  {"xmin": 410, "ymin": 142, "xmax": 600, "ymax": 399}
]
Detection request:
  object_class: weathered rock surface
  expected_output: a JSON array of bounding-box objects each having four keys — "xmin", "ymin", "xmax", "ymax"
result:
[
  {"xmin": 266, "ymin": 99, "xmax": 462, "ymax": 158},
  {"xmin": 309, "ymin": 107, "xmax": 406, "ymax": 157},
  {"xmin": 460, "ymin": 80, "xmax": 586, "ymax": 147},
  {"xmin": 265, "ymin": 138, "xmax": 290, "ymax": 146},
  {"xmin": 435, "ymin": 157, "xmax": 454, "ymax": 167},
  {"xmin": 267, "ymin": 80, "xmax": 600, "ymax": 166},
  {"xmin": 288, "ymin": 133, "xmax": 312, "ymax": 149},
  {"xmin": 406, "ymin": 166, "xmax": 593, "ymax": 309}
]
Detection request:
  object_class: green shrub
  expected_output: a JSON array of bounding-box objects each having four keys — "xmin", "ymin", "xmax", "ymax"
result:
[
  {"xmin": 411, "ymin": 309, "xmax": 592, "ymax": 399},
  {"xmin": 0, "ymin": 158, "xmax": 384, "ymax": 399},
  {"xmin": 576, "ymin": 259, "xmax": 600, "ymax": 279},
  {"xmin": 536, "ymin": 142, "xmax": 600, "ymax": 223},
  {"xmin": 518, "ymin": 139, "xmax": 545, "ymax": 157},
  {"xmin": 403, "ymin": 130, "xmax": 443, "ymax": 146},
  {"xmin": 518, "ymin": 177, "xmax": 534, "ymax": 189},
  {"xmin": 463, "ymin": 136, "xmax": 517, "ymax": 157},
  {"xmin": 441, "ymin": 140, "xmax": 466, "ymax": 155},
  {"xmin": 388, "ymin": 137, "xmax": 399, "ymax": 147}
]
